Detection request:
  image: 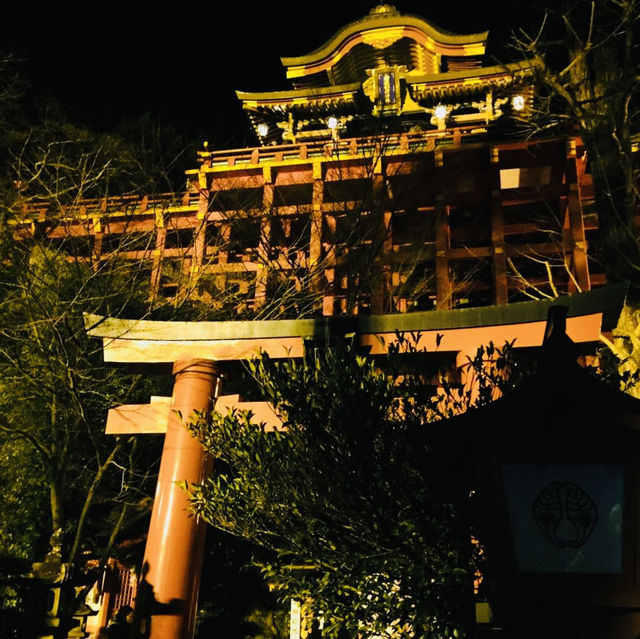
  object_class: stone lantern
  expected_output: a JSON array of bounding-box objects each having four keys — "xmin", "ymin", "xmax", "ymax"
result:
[{"xmin": 415, "ymin": 306, "xmax": 640, "ymax": 638}]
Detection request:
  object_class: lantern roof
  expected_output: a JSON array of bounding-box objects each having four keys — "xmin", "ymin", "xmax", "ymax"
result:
[{"xmin": 415, "ymin": 303, "xmax": 640, "ymax": 457}]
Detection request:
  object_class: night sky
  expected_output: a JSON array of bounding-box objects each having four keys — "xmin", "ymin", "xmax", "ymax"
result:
[{"xmin": 1, "ymin": 1, "xmax": 538, "ymax": 149}]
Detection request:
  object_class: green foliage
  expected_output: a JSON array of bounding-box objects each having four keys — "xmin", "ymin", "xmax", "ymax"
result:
[
  {"xmin": 0, "ymin": 439, "xmax": 48, "ymax": 560},
  {"xmin": 516, "ymin": 0, "xmax": 640, "ymax": 285},
  {"xmin": 0, "ymin": 225, "xmax": 169, "ymax": 565},
  {"xmin": 0, "ymin": 226, "xmax": 175, "ymax": 639},
  {"xmin": 189, "ymin": 338, "xmax": 519, "ymax": 639},
  {"xmin": 0, "ymin": 54, "xmax": 189, "ymax": 573},
  {"xmin": 0, "ymin": 51, "xmax": 283, "ymax": 638}
]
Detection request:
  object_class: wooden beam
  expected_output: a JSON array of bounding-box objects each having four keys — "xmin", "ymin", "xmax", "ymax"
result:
[
  {"xmin": 85, "ymin": 284, "xmax": 627, "ymax": 364},
  {"xmin": 106, "ymin": 395, "xmax": 283, "ymax": 435},
  {"xmin": 565, "ymin": 142, "xmax": 591, "ymax": 292},
  {"xmin": 490, "ymin": 147, "xmax": 508, "ymax": 304},
  {"xmin": 435, "ymin": 194, "xmax": 451, "ymax": 309}
]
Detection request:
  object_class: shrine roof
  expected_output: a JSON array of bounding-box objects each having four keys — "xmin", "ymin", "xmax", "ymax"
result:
[
  {"xmin": 408, "ymin": 61, "xmax": 533, "ymax": 101},
  {"xmin": 238, "ymin": 61, "xmax": 533, "ymax": 111},
  {"xmin": 235, "ymin": 6, "xmax": 533, "ymax": 144},
  {"xmin": 408, "ymin": 60, "xmax": 533, "ymax": 88},
  {"xmin": 237, "ymin": 83, "xmax": 361, "ymax": 107},
  {"xmin": 281, "ymin": 4, "xmax": 488, "ymax": 81}
]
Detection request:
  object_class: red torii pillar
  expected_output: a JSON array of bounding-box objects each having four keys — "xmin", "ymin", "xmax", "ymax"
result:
[
  {"xmin": 106, "ymin": 374, "xmax": 282, "ymax": 639},
  {"xmin": 133, "ymin": 358, "xmax": 222, "ymax": 639}
]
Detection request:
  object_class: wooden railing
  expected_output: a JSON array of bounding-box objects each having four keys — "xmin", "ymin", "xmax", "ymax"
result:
[{"xmin": 194, "ymin": 125, "xmax": 488, "ymax": 169}]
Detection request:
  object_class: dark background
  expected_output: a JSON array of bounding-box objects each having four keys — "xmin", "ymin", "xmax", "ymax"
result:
[{"xmin": 0, "ymin": 1, "xmax": 538, "ymax": 148}]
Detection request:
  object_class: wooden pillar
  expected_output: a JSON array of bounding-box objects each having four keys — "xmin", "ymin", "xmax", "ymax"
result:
[
  {"xmin": 370, "ymin": 163, "xmax": 390, "ymax": 315},
  {"xmin": 150, "ymin": 212, "xmax": 166, "ymax": 297},
  {"xmin": 310, "ymin": 171, "xmax": 323, "ymax": 272},
  {"xmin": 322, "ymin": 213, "xmax": 337, "ymax": 316},
  {"xmin": 92, "ymin": 216, "xmax": 103, "ymax": 268},
  {"xmin": 435, "ymin": 196, "xmax": 451, "ymax": 309},
  {"xmin": 133, "ymin": 359, "xmax": 222, "ymax": 639},
  {"xmin": 254, "ymin": 218, "xmax": 270, "ymax": 309},
  {"xmin": 190, "ymin": 192, "xmax": 208, "ymax": 288},
  {"xmin": 379, "ymin": 210, "xmax": 393, "ymax": 312},
  {"xmin": 262, "ymin": 167, "xmax": 274, "ymax": 212},
  {"xmin": 192, "ymin": 222, "xmax": 205, "ymax": 276},
  {"xmin": 490, "ymin": 146, "xmax": 508, "ymax": 305},
  {"xmin": 434, "ymin": 149, "xmax": 451, "ymax": 309},
  {"xmin": 566, "ymin": 139, "xmax": 590, "ymax": 292},
  {"xmin": 255, "ymin": 167, "xmax": 275, "ymax": 309},
  {"xmin": 309, "ymin": 161, "xmax": 332, "ymax": 315}
]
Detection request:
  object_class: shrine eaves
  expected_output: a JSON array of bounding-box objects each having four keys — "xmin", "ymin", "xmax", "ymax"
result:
[{"xmin": 237, "ymin": 4, "xmax": 533, "ymax": 145}]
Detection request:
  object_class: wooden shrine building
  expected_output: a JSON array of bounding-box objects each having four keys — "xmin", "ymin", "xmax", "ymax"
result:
[{"xmin": 13, "ymin": 4, "xmax": 606, "ymax": 319}]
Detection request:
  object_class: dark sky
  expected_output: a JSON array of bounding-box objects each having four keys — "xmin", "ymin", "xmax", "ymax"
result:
[{"xmin": 1, "ymin": 1, "xmax": 538, "ymax": 148}]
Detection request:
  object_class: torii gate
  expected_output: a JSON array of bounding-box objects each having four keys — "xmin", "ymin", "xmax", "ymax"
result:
[{"xmin": 85, "ymin": 283, "xmax": 626, "ymax": 639}]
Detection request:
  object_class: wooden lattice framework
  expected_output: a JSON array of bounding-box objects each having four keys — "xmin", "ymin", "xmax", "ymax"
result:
[{"xmin": 13, "ymin": 129, "xmax": 598, "ymax": 318}]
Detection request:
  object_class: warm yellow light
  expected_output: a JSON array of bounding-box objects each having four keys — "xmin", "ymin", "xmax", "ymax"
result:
[
  {"xmin": 327, "ymin": 116, "xmax": 338, "ymax": 129},
  {"xmin": 434, "ymin": 105, "xmax": 448, "ymax": 120},
  {"xmin": 512, "ymin": 95, "xmax": 525, "ymax": 111},
  {"xmin": 257, "ymin": 123, "xmax": 269, "ymax": 137}
]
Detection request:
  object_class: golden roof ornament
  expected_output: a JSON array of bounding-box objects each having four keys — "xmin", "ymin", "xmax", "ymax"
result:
[{"xmin": 369, "ymin": 4, "xmax": 399, "ymax": 15}]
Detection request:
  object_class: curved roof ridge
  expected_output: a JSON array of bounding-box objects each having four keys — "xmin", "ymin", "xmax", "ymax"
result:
[{"xmin": 281, "ymin": 6, "xmax": 489, "ymax": 69}]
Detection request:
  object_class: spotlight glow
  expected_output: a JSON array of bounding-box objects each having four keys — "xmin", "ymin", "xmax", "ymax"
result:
[
  {"xmin": 327, "ymin": 116, "xmax": 339, "ymax": 129},
  {"xmin": 512, "ymin": 95, "xmax": 525, "ymax": 111},
  {"xmin": 434, "ymin": 105, "xmax": 448, "ymax": 120},
  {"xmin": 257, "ymin": 123, "xmax": 269, "ymax": 137}
]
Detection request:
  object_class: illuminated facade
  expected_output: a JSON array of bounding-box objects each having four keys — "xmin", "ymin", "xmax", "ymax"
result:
[
  {"xmin": 14, "ymin": 4, "xmax": 600, "ymax": 319},
  {"xmin": 238, "ymin": 3, "xmax": 532, "ymax": 143}
]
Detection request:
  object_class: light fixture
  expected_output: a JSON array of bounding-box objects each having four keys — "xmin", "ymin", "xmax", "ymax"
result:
[
  {"xmin": 434, "ymin": 104, "xmax": 448, "ymax": 120},
  {"xmin": 257, "ymin": 123, "xmax": 269, "ymax": 137},
  {"xmin": 327, "ymin": 116, "xmax": 338, "ymax": 130},
  {"xmin": 512, "ymin": 94, "xmax": 525, "ymax": 111}
]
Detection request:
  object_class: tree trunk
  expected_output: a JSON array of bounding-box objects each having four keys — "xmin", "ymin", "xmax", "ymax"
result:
[
  {"xmin": 584, "ymin": 125, "xmax": 640, "ymax": 285},
  {"xmin": 50, "ymin": 477, "xmax": 64, "ymax": 534}
]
